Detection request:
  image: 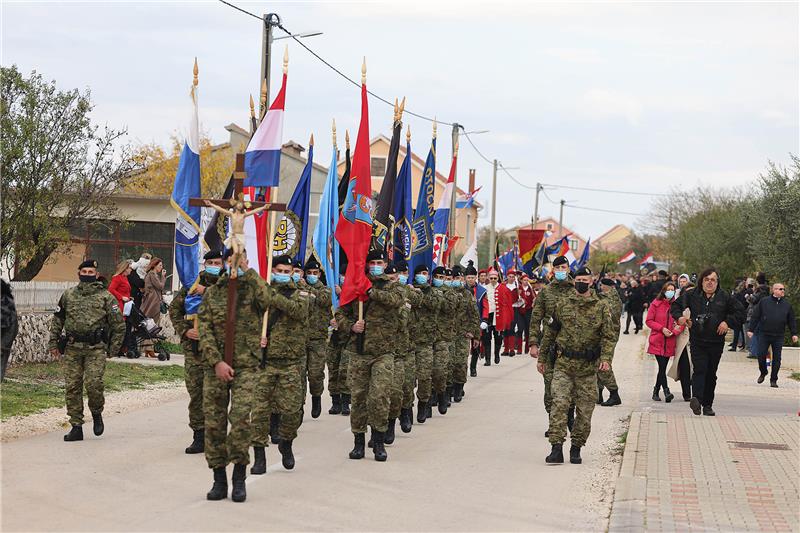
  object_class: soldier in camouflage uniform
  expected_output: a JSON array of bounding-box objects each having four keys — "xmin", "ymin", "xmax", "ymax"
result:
[
  {"xmin": 544, "ymin": 267, "xmax": 616, "ymax": 465},
  {"xmin": 431, "ymin": 266, "xmax": 458, "ymax": 416},
  {"xmin": 302, "ymin": 257, "xmax": 331, "ymax": 419},
  {"xmin": 250, "ymin": 254, "xmax": 311, "ymax": 474},
  {"xmin": 198, "ymin": 249, "xmax": 271, "ymax": 503},
  {"xmin": 334, "ymin": 250, "xmax": 402, "ymax": 462},
  {"xmin": 597, "ymin": 278, "xmax": 622, "ymax": 407},
  {"xmin": 450, "ymin": 265, "xmax": 482, "ymax": 402},
  {"xmin": 411, "ymin": 264, "xmax": 440, "ymax": 423},
  {"xmin": 528, "ymin": 255, "xmax": 574, "ymax": 429},
  {"xmin": 49, "ymin": 259, "xmax": 125, "ymax": 442},
  {"xmin": 168, "ymin": 250, "xmax": 223, "ymax": 454},
  {"xmin": 394, "ymin": 261, "xmax": 419, "ymax": 432},
  {"xmin": 327, "ymin": 307, "xmax": 351, "ymax": 416}
]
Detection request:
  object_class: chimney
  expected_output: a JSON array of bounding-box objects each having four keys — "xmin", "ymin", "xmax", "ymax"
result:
[{"xmin": 468, "ymin": 169, "xmax": 476, "ymax": 193}]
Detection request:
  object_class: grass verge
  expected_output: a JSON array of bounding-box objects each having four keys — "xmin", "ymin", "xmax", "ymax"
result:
[
  {"xmin": 613, "ymin": 415, "xmax": 632, "ymax": 456},
  {"xmin": 1, "ymin": 360, "xmax": 184, "ymax": 420},
  {"xmin": 790, "ymin": 372, "xmax": 800, "ymax": 382}
]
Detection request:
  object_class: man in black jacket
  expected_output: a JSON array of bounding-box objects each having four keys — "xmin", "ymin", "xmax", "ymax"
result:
[
  {"xmin": 747, "ymin": 283, "xmax": 798, "ymax": 387},
  {"xmin": 671, "ymin": 268, "xmax": 746, "ymax": 416}
]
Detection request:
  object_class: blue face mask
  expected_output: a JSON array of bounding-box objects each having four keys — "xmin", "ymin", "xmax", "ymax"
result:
[
  {"xmin": 415, "ymin": 274, "xmax": 428, "ymax": 285},
  {"xmin": 306, "ymin": 275, "xmax": 319, "ymax": 285},
  {"xmin": 226, "ymin": 265, "xmax": 245, "ymax": 277},
  {"xmin": 432, "ymin": 278, "xmax": 444, "ymax": 287},
  {"xmin": 554, "ymin": 271, "xmax": 568, "ymax": 282},
  {"xmin": 272, "ymin": 272, "xmax": 291, "ymax": 284},
  {"xmin": 204, "ymin": 266, "xmax": 221, "ymax": 276},
  {"xmin": 664, "ymin": 290, "xmax": 675, "ymax": 300},
  {"xmin": 291, "ymin": 273, "xmax": 302, "ymax": 283},
  {"xmin": 369, "ymin": 266, "xmax": 384, "ymax": 276},
  {"xmin": 398, "ymin": 274, "xmax": 408, "ymax": 285},
  {"xmin": 452, "ymin": 280, "xmax": 463, "ymax": 288}
]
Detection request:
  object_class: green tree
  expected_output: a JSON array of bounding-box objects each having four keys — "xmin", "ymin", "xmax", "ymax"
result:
[
  {"xmin": 1, "ymin": 66, "xmax": 141, "ymax": 280},
  {"xmin": 476, "ymin": 226, "xmax": 515, "ymax": 268}
]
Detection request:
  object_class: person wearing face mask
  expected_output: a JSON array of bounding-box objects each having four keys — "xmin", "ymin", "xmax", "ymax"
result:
[
  {"xmin": 482, "ymin": 268, "xmax": 504, "ymax": 365},
  {"xmin": 529, "ymin": 256, "xmax": 574, "ymax": 433},
  {"xmin": 431, "ymin": 266, "xmax": 460, "ymax": 414},
  {"xmin": 389, "ymin": 260, "xmax": 419, "ymax": 434},
  {"xmin": 410, "ymin": 265, "xmax": 440, "ymax": 423},
  {"xmin": 380, "ymin": 263, "xmax": 412, "ymax": 442},
  {"xmin": 326, "ymin": 269, "xmax": 350, "ymax": 417},
  {"xmin": 597, "ymin": 278, "xmax": 623, "ymax": 407},
  {"xmin": 449, "ymin": 265, "xmax": 482, "ymax": 402},
  {"xmin": 168, "ymin": 249, "xmax": 224, "ymax": 455},
  {"xmin": 623, "ymin": 279, "xmax": 645, "ymax": 334},
  {"xmin": 544, "ymin": 267, "xmax": 617, "ymax": 465},
  {"xmin": 464, "ymin": 261, "xmax": 488, "ymax": 378},
  {"xmin": 645, "ymin": 282, "xmax": 684, "ymax": 403},
  {"xmin": 48, "ymin": 259, "xmax": 126, "ymax": 443},
  {"xmin": 302, "ymin": 257, "xmax": 332, "ymax": 419}
]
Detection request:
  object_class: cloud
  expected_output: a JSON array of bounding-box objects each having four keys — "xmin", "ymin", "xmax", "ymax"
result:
[{"xmin": 577, "ymin": 89, "xmax": 644, "ymax": 125}]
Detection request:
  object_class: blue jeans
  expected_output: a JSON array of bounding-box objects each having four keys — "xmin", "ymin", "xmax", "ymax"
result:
[{"xmin": 757, "ymin": 335, "xmax": 783, "ymax": 382}]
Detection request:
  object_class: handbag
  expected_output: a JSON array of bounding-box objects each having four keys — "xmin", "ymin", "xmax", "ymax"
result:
[{"xmin": 160, "ymin": 301, "xmax": 168, "ymax": 314}]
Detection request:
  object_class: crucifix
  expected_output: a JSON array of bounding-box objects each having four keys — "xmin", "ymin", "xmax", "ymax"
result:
[{"xmin": 189, "ymin": 153, "xmax": 286, "ymax": 366}]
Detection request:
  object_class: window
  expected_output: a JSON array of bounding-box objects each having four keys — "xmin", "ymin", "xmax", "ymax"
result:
[
  {"xmin": 371, "ymin": 157, "xmax": 386, "ymax": 177},
  {"xmin": 546, "ymin": 223, "xmax": 553, "ymax": 231},
  {"xmin": 570, "ymin": 239, "xmax": 579, "ymax": 251}
]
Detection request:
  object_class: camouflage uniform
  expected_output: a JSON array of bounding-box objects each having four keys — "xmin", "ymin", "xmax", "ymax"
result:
[
  {"xmin": 335, "ymin": 274, "xmax": 402, "ymax": 434},
  {"xmin": 597, "ymin": 288, "xmax": 622, "ymax": 392},
  {"xmin": 397, "ymin": 283, "xmax": 421, "ymax": 409},
  {"xmin": 305, "ymin": 281, "xmax": 332, "ymax": 397},
  {"xmin": 453, "ymin": 285, "xmax": 482, "ymax": 385},
  {"xmin": 412, "ymin": 280, "xmax": 441, "ymax": 404},
  {"xmin": 169, "ymin": 271, "xmax": 219, "ymax": 432},
  {"xmin": 251, "ymin": 281, "xmax": 311, "ymax": 444},
  {"xmin": 49, "ymin": 281, "xmax": 125, "ymax": 426},
  {"xmin": 198, "ymin": 269, "xmax": 271, "ymax": 469},
  {"xmin": 529, "ymin": 278, "xmax": 574, "ymax": 413},
  {"xmin": 433, "ymin": 285, "xmax": 459, "ymax": 395},
  {"xmin": 388, "ymin": 282, "xmax": 414, "ymax": 419},
  {"xmin": 328, "ymin": 341, "xmax": 350, "ymax": 396},
  {"xmin": 548, "ymin": 291, "xmax": 616, "ymax": 447}
]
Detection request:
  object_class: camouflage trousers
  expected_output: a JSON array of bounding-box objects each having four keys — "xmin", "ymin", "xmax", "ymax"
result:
[
  {"xmin": 597, "ymin": 367, "xmax": 618, "ymax": 391},
  {"xmin": 63, "ymin": 345, "xmax": 106, "ymax": 426},
  {"xmin": 415, "ymin": 344, "xmax": 434, "ymax": 403},
  {"xmin": 327, "ymin": 344, "xmax": 350, "ymax": 395},
  {"xmin": 432, "ymin": 340, "xmax": 449, "ymax": 394},
  {"xmin": 251, "ymin": 361, "xmax": 305, "ymax": 444},
  {"xmin": 548, "ymin": 357, "xmax": 597, "ymax": 447},
  {"xmin": 183, "ymin": 346, "xmax": 204, "ymax": 431},
  {"xmin": 445, "ymin": 340, "xmax": 457, "ymax": 385},
  {"xmin": 542, "ymin": 350, "xmax": 555, "ymax": 414},
  {"xmin": 452, "ymin": 337, "xmax": 470, "ymax": 385},
  {"xmin": 403, "ymin": 352, "xmax": 415, "ymax": 409},
  {"xmin": 388, "ymin": 357, "xmax": 405, "ymax": 419},
  {"xmin": 306, "ymin": 339, "xmax": 327, "ymax": 397},
  {"xmin": 203, "ymin": 366, "xmax": 258, "ymax": 469},
  {"xmin": 348, "ymin": 352, "xmax": 394, "ymax": 434}
]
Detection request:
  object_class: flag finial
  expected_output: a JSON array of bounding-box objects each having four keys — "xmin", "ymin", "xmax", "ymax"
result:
[
  {"xmin": 398, "ymin": 96, "xmax": 406, "ymax": 120},
  {"xmin": 309, "ymin": 133, "xmax": 314, "ymax": 147},
  {"xmin": 283, "ymin": 44, "xmax": 289, "ymax": 74},
  {"xmin": 332, "ymin": 118, "xmax": 337, "ymax": 147},
  {"xmin": 393, "ymin": 98, "xmax": 399, "ymax": 121},
  {"xmin": 406, "ymin": 124, "xmax": 411, "ymax": 143},
  {"xmin": 433, "ymin": 118, "xmax": 438, "ymax": 139},
  {"xmin": 260, "ymin": 79, "xmax": 268, "ymax": 108},
  {"xmin": 361, "ymin": 57, "xmax": 366, "ymax": 84},
  {"xmin": 193, "ymin": 57, "xmax": 199, "ymax": 86},
  {"xmin": 249, "ymin": 94, "xmax": 255, "ymax": 118},
  {"xmin": 345, "ymin": 129, "xmax": 350, "ymax": 150}
]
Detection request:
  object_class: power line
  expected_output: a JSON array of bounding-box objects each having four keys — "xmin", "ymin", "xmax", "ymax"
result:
[
  {"xmin": 565, "ymin": 204, "xmax": 647, "ymax": 217},
  {"xmin": 541, "ymin": 183, "xmax": 669, "ymax": 197}
]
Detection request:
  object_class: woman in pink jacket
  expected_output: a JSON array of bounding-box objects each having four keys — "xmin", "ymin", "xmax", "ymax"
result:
[{"xmin": 646, "ymin": 282, "xmax": 684, "ymax": 402}]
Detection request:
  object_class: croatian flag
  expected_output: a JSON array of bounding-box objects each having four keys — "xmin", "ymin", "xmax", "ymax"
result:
[
  {"xmin": 244, "ymin": 72, "xmax": 287, "ymax": 187},
  {"xmin": 639, "ymin": 253, "xmax": 654, "ymax": 265},
  {"xmin": 617, "ymin": 250, "xmax": 636, "ymax": 264},
  {"xmin": 455, "ymin": 186, "xmax": 482, "ymax": 209},
  {"xmin": 432, "ymin": 154, "xmax": 457, "ymax": 267}
]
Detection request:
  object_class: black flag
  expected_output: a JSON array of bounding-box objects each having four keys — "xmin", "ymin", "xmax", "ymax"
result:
[
  {"xmin": 202, "ymin": 175, "xmax": 235, "ymax": 253},
  {"xmin": 371, "ymin": 99, "xmax": 404, "ymax": 252}
]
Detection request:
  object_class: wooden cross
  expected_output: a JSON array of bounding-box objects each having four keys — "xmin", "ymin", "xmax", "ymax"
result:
[{"xmin": 189, "ymin": 153, "xmax": 286, "ymax": 366}]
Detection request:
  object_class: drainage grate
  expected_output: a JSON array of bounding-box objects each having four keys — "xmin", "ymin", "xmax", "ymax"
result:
[{"xmin": 728, "ymin": 441, "xmax": 790, "ymax": 451}]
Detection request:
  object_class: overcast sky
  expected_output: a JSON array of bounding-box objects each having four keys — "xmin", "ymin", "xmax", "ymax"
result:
[{"xmin": 3, "ymin": 0, "xmax": 798, "ymax": 240}]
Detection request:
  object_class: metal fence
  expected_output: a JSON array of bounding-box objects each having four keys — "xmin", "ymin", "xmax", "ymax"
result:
[{"xmin": 10, "ymin": 281, "xmax": 76, "ymax": 312}]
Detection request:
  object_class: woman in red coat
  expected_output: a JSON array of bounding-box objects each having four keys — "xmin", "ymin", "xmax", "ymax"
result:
[
  {"xmin": 108, "ymin": 260, "xmax": 133, "ymax": 357},
  {"xmin": 645, "ymin": 282, "xmax": 684, "ymax": 402},
  {"xmin": 495, "ymin": 271, "xmax": 517, "ymax": 356}
]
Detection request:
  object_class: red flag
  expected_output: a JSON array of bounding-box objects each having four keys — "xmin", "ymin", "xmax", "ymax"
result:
[{"xmin": 335, "ymin": 82, "xmax": 373, "ymax": 306}]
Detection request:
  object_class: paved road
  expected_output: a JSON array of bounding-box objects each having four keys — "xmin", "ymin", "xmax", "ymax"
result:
[{"xmin": 2, "ymin": 333, "xmax": 646, "ymax": 532}]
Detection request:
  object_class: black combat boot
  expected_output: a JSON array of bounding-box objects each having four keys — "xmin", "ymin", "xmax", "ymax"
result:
[
  {"xmin": 469, "ymin": 351, "xmax": 479, "ymax": 377},
  {"xmin": 597, "ymin": 384, "xmax": 604, "ymax": 405},
  {"xmin": 652, "ymin": 386, "xmax": 661, "ymax": 401},
  {"xmin": 372, "ymin": 429, "xmax": 388, "ymax": 462},
  {"xmin": 185, "ymin": 429, "xmax": 205, "ymax": 454},
  {"xmin": 567, "ymin": 406, "xmax": 575, "ymax": 433},
  {"xmin": 341, "ymin": 394, "xmax": 351, "ymax": 416},
  {"xmin": 311, "ymin": 395, "xmax": 322, "ymax": 419},
  {"xmin": 426, "ymin": 396, "xmax": 434, "ymax": 419},
  {"xmin": 437, "ymin": 391, "xmax": 449, "ymax": 415},
  {"xmin": 206, "ymin": 467, "xmax": 228, "ymax": 500},
  {"xmin": 400, "ymin": 408, "xmax": 413, "ymax": 433},
  {"xmin": 545, "ymin": 443, "xmax": 564, "ymax": 464},
  {"xmin": 269, "ymin": 413, "xmax": 282, "ymax": 444},
  {"xmin": 385, "ymin": 418, "xmax": 396, "ymax": 445},
  {"xmin": 570, "ymin": 445, "xmax": 582, "ymax": 464},
  {"xmin": 602, "ymin": 389, "xmax": 622, "ymax": 407},
  {"xmin": 231, "ymin": 464, "xmax": 246, "ymax": 502},
  {"xmin": 250, "ymin": 446, "xmax": 266, "ymax": 475},
  {"xmin": 63, "ymin": 425, "xmax": 83, "ymax": 442},
  {"xmin": 328, "ymin": 394, "xmax": 342, "ymax": 415},
  {"xmin": 92, "ymin": 412, "xmax": 104, "ymax": 436},
  {"xmin": 662, "ymin": 386, "xmax": 674, "ymax": 403},
  {"xmin": 417, "ymin": 400, "xmax": 427, "ymax": 423},
  {"xmin": 278, "ymin": 439, "xmax": 295, "ymax": 470},
  {"xmin": 349, "ymin": 433, "xmax": 365, "ymax": 460},
  {"xmin": 445, "ymin": 385, "xmax": 453, "ymax": 407},
  {"xmin": 454, "ymin": 383, "xmax": 464, "ymax": 403}
]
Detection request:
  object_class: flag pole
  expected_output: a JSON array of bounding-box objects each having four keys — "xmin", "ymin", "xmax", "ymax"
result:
[
  {"xmin": 192, "ymin": 57, "xmax": 200, "ymax": 335},
  {"xmin": 358, "ymin": 57, "xmax": 366, "ymax": 330}
]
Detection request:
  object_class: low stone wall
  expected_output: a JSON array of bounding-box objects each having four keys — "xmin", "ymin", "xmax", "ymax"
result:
[{"xmin": 9, "ymin": 312, "xmax": 180, "ymax": 366}]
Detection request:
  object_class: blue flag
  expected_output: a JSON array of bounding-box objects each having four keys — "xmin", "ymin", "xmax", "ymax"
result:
[
  {"xmin": 576, "ymin": 238, "xmax": 591, "ymax": 270},
  {"xmin": 171, "ymin": 80, "xmax": 202, "ymax": 315},
  {"xmin": 273, "ymin": 143, "xmax": 313, "ymax": 264},
  {"xmin": 408, "ymin": 138, "xmax": 436, "ymax": 274},
  {"xmin": 312, "ymin": 145, "xmax": 341, "ymax": 309},
  {"xmin": 392, "ymin": 139, "xmax": 413, "ymax": 268}
]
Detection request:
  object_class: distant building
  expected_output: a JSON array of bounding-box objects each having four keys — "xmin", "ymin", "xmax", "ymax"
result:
[
  {"xmin": 594, "ymin": 224, "xmax": 634, "ymax": 254},
  {"xmin": 500, "ymin": 217, "xmax": 595, "ymax": 256}
]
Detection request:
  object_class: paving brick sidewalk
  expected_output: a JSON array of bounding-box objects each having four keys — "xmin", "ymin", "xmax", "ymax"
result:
[{"xmin": 609, "ymin": 354, "xmax": 800, "ymax": 532}]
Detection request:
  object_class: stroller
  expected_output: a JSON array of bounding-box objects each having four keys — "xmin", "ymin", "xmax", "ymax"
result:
[{"xmin": 124, "ymin": 303, "xmax": 171, "ymax": 361}]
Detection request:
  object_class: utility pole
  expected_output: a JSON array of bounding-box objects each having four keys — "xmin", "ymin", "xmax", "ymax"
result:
[
  {"xmin": 448, "ymin": 123, "xmax": 459, "ymax": 263},
  {"xmin": 259, "ymin": 13, "xmax": 281, "ymax": 113},
  {"xmin": 489, "ymin": 159, "xmax": 498, "ymax": 266},
  {"xmin": 531, "ymin": 182, "xmax": 541, "ymax": 229},
  {"xmin": 558, "ymin": 199, "xmax": 565, "ymax": 238}
]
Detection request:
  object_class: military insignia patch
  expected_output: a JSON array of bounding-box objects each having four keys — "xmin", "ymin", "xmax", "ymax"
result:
[{"xmin": 272, "ymin": 210, "xmax": 302, "ymax": 259}]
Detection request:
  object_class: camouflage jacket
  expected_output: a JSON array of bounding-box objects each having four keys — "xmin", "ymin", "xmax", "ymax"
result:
[
  {"xmin": 303, "ymin": 281, "xmax": 333, "ymax": 341},
  {"xmin": 553, "ymin": 290, "xmax": 617, "ymax": 365},
  {"xmin": 48, "ymin": 281, "xmax": 125, "ymax": 354},
  {"xmin": 265, "ymin": 280, "xmax": 311, "ymax": 363},
  {"xmin": 198, "ymin": 269, "xmax": 271, "ymax": 369},
  {"xmin": 599, "ymin": 288, "xmax": 623, "ymax": 335},
  {"xmin": 335, "ymin": 274, "xmax": 404, "ymax": 356},
  {"xmin": 433, "ymin": 286, "xmax": 460, "ymax": 340},
  {"xmin": 392, "ymin": 282, "xmax": 419, "ymax": 359},
  {"xmin": 454, "ymin": 285, "xmax": 482, "ymax": 338},
  {"xmin": 410, "ymin": 282, "xmax": 441, "ymax": 343},
  {"xmin": 529, "ymin": 279, "xmax": 574, "ymax": 349},
  {"xmin": 168, "ymin": 271, "xmax": 220, "ymax": 354}
]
